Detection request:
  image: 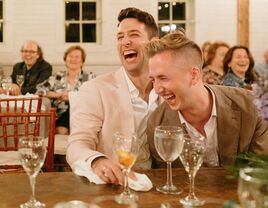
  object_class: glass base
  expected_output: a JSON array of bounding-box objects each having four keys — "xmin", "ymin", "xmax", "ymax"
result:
[
  {"xmin": 180, "ymin": 195, "xmax": 205, "ymax": 206},
  {"xmin": 20, "ymin": 199, "xmax": 46, "ymax": 208},
  {"xmin": 156, "ymin": 184, "xmax": 182, "ymax": 195},
  {"xmin": 115, "ymin": 191, "xmax": 138, "ymax": 205}
]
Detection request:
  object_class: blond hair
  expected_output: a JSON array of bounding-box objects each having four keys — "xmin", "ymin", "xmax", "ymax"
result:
[{"xmin": 146, "ymin": 29, "xmax": 203, "ymax": 69}]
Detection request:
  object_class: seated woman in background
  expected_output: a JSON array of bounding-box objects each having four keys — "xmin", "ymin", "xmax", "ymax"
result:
[
  {"xmin": 222, "ymin": 45, "xmax": 256, "ymax": 89},
  {"xmin": 202, "ymin": 41, "xmax": 229, "ymax": 85},
  {"xmin": 36, "ymin": 45, "xmax": 96, "ymax": 135},
  {"xmin": 201, "ymin": 40, "xmax": 212, "ymax": 67}
]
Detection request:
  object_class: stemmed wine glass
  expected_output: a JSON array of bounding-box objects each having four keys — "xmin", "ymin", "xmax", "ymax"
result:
[
  {"xmin": 18, "ymin": 136, "xmax": 47, "ymax": 208},
  {"xmin": 179, "ymin": 133, "xmax": 206, "ymax": 206},
  {"xmin": 154, "ymin": 126, "xmax": 184, "ymax": 194},
  {"xmin": 16, "ymin": 75, "xmax": 25, "ymax": 88},
  {"xmin": 2, "ymin": 76, "xmax": 12, "ymax": 95},
  {"xmin": 113, "ymin": 131, "xmax": 138, "ymax": 205}
]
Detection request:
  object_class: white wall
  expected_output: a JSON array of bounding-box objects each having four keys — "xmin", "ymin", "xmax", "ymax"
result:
[{"xmin": 0, "ymin": 0, "xmax": 268, "ymax": 75}]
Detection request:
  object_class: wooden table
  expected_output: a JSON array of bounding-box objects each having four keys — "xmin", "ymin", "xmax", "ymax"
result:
[{"xmin": 0, "ymin": 168, "xmax": 237, "ymax": 207}]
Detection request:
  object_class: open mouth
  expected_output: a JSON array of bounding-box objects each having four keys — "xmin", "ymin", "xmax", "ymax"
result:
[
  {"xmin": 163, "ymin": 94, "xmax": 176, "ymax": 103},
  {"xmin": 123, "ymin": 50, "xmax": 137, "ymax": 61}
]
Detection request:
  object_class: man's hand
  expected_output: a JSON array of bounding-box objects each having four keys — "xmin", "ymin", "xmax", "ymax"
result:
[
  {"xmin": 91, "ymin": 157, "xmax": 123, "ymax": 185},
  {"xmin": 10, "ymin": 84, "xmax": 21, "ymax": 95}
]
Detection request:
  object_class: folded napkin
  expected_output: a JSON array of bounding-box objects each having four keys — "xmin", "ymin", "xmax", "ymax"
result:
[{"xmin": 73, "ymin": 160, "xmax": 153, "ymax": 191}]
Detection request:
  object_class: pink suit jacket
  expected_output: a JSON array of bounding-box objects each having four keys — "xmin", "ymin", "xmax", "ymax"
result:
[{"xmin": 66, "ymin": 68, "xmax": 152, "ymax": 170}]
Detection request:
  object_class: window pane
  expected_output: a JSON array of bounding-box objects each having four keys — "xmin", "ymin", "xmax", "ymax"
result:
[
  {"xmin": 82, "ymin": 24, "xmax": 96, "ymax": 42},
  {"xmin": 65, "ymin": 23, "xmax": 80, "ymax": 42},
  {"xmin": 172, "ymin": 2, "xmax": 185, "ymax": 20},
  {"xmin": 158, "ymin": 23, "xmax": 185, "ymax": 37},
  {"xmin": 65, "ymin": 2, "xmax": 79, "ymax": 21},
  {"xmin": 82, "ymin": 2, "xmax": 96, "ymax": 20},
  {"xmin": 0, "ymin": 23, "xmax": 3, "ymax": 42},
  {"xmin": 158, "ymin": 2, "xmax": 170, "ymax": 20},
  {"xmin": 0, "ymin": 1, "xmax": 3, "ymax": 19}
]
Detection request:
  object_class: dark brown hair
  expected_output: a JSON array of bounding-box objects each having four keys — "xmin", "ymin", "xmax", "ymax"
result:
[
  {"xmin": 223, "ymin": 45, "xmax": 255, "ymax": 83},
  {"xmin": 117, "ymin": 7, "xmax": 158, "ymax": 39}
]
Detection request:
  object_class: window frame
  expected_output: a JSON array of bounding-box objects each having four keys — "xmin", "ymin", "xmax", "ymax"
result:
[
  {"xmin": 0, "ymin": 0, "xmax": 4, "ymax": 43},
  {"xmin": 158, "ymin": 0, "xmax": 194, "ymax": 38},
  {"xmin": 64, "ymin": 0, "xmax": 101, "ymax": 44}
]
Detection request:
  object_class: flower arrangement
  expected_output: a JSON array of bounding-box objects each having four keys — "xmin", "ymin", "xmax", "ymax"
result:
[{"xmin": 252, "ymin": 76, "xmax": 268, "ymax": 121}]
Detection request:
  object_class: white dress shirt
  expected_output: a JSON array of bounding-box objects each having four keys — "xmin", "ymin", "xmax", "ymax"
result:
[
  {"xmin": 178, "ymin": 88, "xmax": 219, "ymax": 167},
  {"xmin": 124, "ymin": 70, "xmax": 159, "ymax": 169}
]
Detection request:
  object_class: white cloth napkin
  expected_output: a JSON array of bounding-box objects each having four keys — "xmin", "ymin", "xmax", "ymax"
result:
[{"xmin": 73, "ymin": 160, "xmax": 153, "ymax": 191}]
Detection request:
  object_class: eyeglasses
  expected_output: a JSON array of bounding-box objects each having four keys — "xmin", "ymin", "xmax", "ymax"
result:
[{"xmin": 21, "ymin": 50, "xmax": 38, "ymax": 54}]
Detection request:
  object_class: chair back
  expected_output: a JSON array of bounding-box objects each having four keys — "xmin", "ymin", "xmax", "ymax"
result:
[
  {"xmin": 0, "ymin": 95, "xmax": 43, "ymax": 113},
  {"xmin": 0, "ymin": 108, "xmax": 56, "ymax": 172}
]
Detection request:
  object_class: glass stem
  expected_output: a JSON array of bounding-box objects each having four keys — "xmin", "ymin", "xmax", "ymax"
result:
[
  {"xmin": 123, "ymin": 169, "xmax": 130, "ymax": 195},
  {"xmin": 188, "ymin": 171, "xmax": 196, "ymax": 198},
  {"xmin": 29, "ymin": 175, "xmax": 36, "ymax": 202},
  {"xmin": 166, "ymin": 162, "xmax": 173, "ymax": 186}
]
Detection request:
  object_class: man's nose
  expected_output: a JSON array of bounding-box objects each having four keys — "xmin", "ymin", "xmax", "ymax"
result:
[
  {"xmin": 122, "ymin": 36, "xmax": 131, "ymax": 46},
  {"xmin": 154, "ymin": 82, "xmax": 163, "ymax": 95}
]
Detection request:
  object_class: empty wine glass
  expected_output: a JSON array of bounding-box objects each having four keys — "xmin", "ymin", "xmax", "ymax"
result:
[
  {"xmin": 179, "ymin": 133, "xmax": 206, "ymax": 206},
  {"xmin": 154, "ymin": 126, "xmax": 184, "ymax": 194},
  {"xmin": 113, "ymin": 131, "xmax": 138, "ymax": 205},
  {"xmin": 16, "ymin": 74, "xmax": 25, "ymax": 88},
  {"xmin": 18, "ymin": 136, "xmax": 47, "ymax": 208},
  {"xmin": 238, "ymin": 167, "xmax": 268, "ymax": 208},
  {"xmin": 2, "ymin": 76, "xmax": 12, "ymax": 95}
]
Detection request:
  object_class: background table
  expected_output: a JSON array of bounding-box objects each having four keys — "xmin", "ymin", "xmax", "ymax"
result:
[{"xmin": 0, "ymin": 168, "xmax": 238, "ymax": 207}]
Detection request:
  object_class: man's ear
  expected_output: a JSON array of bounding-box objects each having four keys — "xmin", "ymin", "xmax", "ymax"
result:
[{"xmin": 190, "ymin": 66, "xmax": 202, "ymax": 85}]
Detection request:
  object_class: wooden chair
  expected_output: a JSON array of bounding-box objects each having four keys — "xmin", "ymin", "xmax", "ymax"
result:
[
  {"xmin": 0, "ymin": 108, "xmax": 56, "ymax": 172},
  {"xmin": 0, "ymin": 95, "xmax": 43, "ymax": 113}
]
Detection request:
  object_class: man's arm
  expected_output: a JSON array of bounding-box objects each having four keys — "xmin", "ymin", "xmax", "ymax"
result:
[{"xmin": 66, "ymin": 81, "xmax": 123, "ymax": 184}]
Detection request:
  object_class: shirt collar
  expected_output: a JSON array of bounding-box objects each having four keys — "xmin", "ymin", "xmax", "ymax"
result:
[
  {"xmin": 123, "ymin": 68, "xmax": 139, "ymax": 97},
  {"xmin": 178, "ymin": 87, "xmax": 217, "ymax": 123}
]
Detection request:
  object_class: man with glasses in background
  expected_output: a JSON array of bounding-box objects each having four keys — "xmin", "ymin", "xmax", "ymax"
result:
[{"xmin": 6, "ymin": 40, "xmax": 52, "ymax": 95}]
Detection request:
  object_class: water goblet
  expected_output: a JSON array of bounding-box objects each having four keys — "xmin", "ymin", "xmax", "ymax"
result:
[
  {"xmin": 18, "ymin": 136, "xmax": 47, "ymax": 208},
  {"xmin": 2, "ymin": 76, "xmax": 12, "ymax": 95},
  {"xmin": 154, "ymin": 126, "xmax": 184, "ymax": 194},
  {"xmin": 238, "ymin": 167, "xmax": 268, "ymax": 208},
  {"xmin": 113, "ymin": 131, "xmax": 138, "ymax": 205},
  {"xmin": 16, "ymin": 74, "xmax": 25, "ymax": 88},
  {"xmin": 179, "ymin": 134, "xmax": 206, "ymax": 206}
]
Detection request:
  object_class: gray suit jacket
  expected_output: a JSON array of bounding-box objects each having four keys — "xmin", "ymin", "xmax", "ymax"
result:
[{"xmin": 147, "ymin": 85, "xmax": 268, "ymax": 168}]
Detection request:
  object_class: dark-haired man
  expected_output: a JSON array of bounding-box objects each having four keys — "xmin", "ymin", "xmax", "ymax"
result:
[{"xmin": 67, "ymin": 7, "xmax": 161, "ymax": 184}]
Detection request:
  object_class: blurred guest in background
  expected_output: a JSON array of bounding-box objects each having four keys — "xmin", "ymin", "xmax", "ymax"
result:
[
  {"xmin": 255, "ymin": 45, "xmax": 268, "ymax": 78},
  {"xmin": 201, "ymin": 41, "xmax": 212, "ymax": 67},
  {"xmin": 8, "ymin": 40, "xmax": 52, "ymax": 95},
  {"xmin": 202, "ymin": 41, "xmax": 229, "ymax": 85},
  {"xmin": 222, "ymin": 45, "xmax": 256, "ymax": 89},
  {"xmin": 36, "ymin": 45, "xmax": 95, "ymax": 135}
]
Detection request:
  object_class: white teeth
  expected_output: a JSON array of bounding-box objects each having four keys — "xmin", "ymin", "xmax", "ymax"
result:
[
  {"xmin": 123, "ymin": 50, "xmax": 136, "ymax": 55},
  {"xmin": 163, "ymin": 95, "xmax": 173, "ymax": 100}
]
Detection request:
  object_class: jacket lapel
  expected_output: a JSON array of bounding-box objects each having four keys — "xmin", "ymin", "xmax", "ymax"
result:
[
  {"xmin": 113, "ymin": 68, "xmax": 135, "ymax": 133},
  {"xmin": 209, "ymin": 86, "xmax": 241, "ymax": 165}
]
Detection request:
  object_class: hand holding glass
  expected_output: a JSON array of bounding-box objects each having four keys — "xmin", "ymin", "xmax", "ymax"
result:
[
  {"xmin": 179, "ymin": 134, "xmax": 206, "ymax": 206},
  {"xmin": 18, "ymin": 136, "xmax": 47, "ymax": 208},
  {"xmin": 16, "ymin": 75, "xmax": 24, "ymax": 88},
  {"xmin": 113, "ymin": 132, "xmax": 138, "ymax": 205},
  {"xmin": 154, "ymin": 126, "xmax": 184, "ymax": 195}
]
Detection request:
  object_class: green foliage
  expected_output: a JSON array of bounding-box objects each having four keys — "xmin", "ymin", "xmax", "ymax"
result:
[{"xmin": 227, "ymin": 152, "xmax": 268, "ymax": 179}]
